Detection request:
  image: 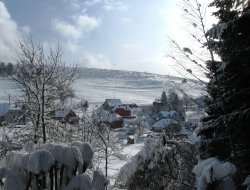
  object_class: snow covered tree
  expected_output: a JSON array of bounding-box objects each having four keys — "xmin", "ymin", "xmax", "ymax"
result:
[
  {"xmin": 200, "ymin": 0, "xmax": 250, "ymax": 187},
  {"xmin": 0, "ymin": 62, "xmax": 6, "ymax": 78},
  {"xmin": 12, "ymin": 36, "xmax": 77, "ymax": 143},
  {"xmin": 0, "ymin": 142, "xmax": 108, "ymax": 190},
  {"xmin": 81, "ymin": 100, "xmax": 89, "ymax": 112},
  {"xmin": 116, "ymin": 135, "xmax": 197, "ymax": 189},
  {"xmin": 160, "ymin": 91, "xmax": 168, "ymax": 110},
  {"xmin": 95, "ymin": 122, "xmax": 116, "ymax": 178},
  {"xmin": 6, "ymin": 62, "xmax": 14, "ymax": 76}
]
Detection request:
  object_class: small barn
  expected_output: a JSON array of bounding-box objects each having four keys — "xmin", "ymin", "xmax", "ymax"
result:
[{"xmin": 53, "ymin": 109, "xmax": 79, "ymax": 125}]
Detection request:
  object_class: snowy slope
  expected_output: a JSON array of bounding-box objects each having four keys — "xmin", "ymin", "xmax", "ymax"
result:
[
  {"xmin": 0, "ymin": 68, "xmax": 205, "ymax": 105},
  {"xmin": 74, "ymin": 68, "xmax": 205, "ymax": 105}
]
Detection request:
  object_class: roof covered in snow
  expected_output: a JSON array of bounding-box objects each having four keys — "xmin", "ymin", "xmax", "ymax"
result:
[
  {"xmin": 159, "ymin": 111, "xmax": 179, "ymax": 117},
  {"xmin": 104, "ymin": 99, "xmax": 122, "ymax": 107},
  {"xmin": 185, "ymin": 110, "xmax": 206, "ymax": 121},
  {"xmin": 152, "ymin": 118, "xmax": 179, "ymax": 129},
  {"xmin": 158, "ymin": 111, "xmax": 181, "ymax": 122},
  {"xmin": 54, "ymin": 109, "xmax": 75, "ymax": 118},
  {"xmin": 8, "ymin": 107, "xmax": 21, "ymax": 111}
]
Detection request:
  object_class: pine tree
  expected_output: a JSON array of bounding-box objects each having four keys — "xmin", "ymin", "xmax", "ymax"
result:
[
  {"xmin": 200, "ymin": 0, "xmax": 250, "ymax": 187},
  {"xmin": 160, "ymin": 91, "xmax": 168, "ymax": 106}
]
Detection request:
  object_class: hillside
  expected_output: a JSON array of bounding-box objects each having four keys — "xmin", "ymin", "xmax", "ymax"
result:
[{"xmin": 0, "ymin": 68, "xmax": 205, "ymax": 105}]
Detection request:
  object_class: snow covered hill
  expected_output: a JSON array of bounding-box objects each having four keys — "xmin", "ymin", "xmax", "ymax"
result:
[{"xmin": 0, "ymin": 68, "xmax": 205, "ymax": 105}]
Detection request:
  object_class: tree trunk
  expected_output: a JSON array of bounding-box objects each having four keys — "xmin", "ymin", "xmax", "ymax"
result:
[
  {"xmin": 55, "ymin": 167, "xmax": 58, "ymax": 190},
  {"xmin": 42, "ymin": 84, "xmax": 46, "ymax": 143},
  {"xmin": 49, "ymin": 167, "xmax": 54, "ymax": 190},
  {"xmin": 60, "ymin": 165, "xmax": 65, "ymax": 186},
  {"xmin": 34, "ymin": 111, "xmax": 40, "ymax": 144},
  {"xmin": 105, "ymin": 147, "xmax": 108, "ymax": 177}
]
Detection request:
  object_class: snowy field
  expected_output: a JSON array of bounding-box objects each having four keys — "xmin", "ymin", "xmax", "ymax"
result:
[{"xmin": 0, "ymin": 68, "xmax": 205, "ymax": 105}]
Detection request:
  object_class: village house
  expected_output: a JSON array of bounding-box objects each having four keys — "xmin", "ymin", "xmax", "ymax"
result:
[
  {"xmin": 103, "ymin": 99, "xmax": 123, "ymax": 110},
  {"xmin": 158, "ymin": 111, "xmax": 181, "ymax": 122},
  {"xmin": 152, "ymin": 118, "xmax": 181, "ymax": 134},
  {"xmin": 110, "ymin": 104, "xmax": 134, "ymax": 117},
  {"xmin": 0, "ymin": 103, "xmax": 11, "ymax": 124},
  {"xmin": 113, "ymin": 106, "xmax": 131, "ymax": 117},
  {"xmin": 0, "ymin": 103, "xmax": 25, "ymax": 125},
  {"xmin": 53, "ymin": 109, "xmax": 79, "ymax": 125},
  {"xmin": 4, "ymin": 107, "xmax": 25, "ymax": 124},
  {"xmin": 103, "ymin": 99, "xmax": 137, "ymax": 118},
  {"xmin": 185, "ymin": 110, "xmax": 206, "ymax": 127}
]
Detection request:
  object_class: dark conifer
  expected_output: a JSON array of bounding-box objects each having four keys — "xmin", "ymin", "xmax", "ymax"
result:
[{"xmin": 200, "ymin": 0, "xmax": 250, "ymax": 187}]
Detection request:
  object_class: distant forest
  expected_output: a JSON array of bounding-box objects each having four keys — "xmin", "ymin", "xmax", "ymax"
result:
[{"xmin": 0, "ymin": 62, "xmax": 15, "ymax": 77}]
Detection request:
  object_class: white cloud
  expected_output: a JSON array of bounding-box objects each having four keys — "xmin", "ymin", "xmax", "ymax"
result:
[
  {"xmin": 121, "ymin": 43, "xmax": 141, "ymax": 49},
  {"xmin": 52, "ymin": 14, "xmax": 100, "ymax": 41},
  {"xmin": 76, "ymin": 15, "xmax": 100, "ymax": 30},
  {"xmin": 83, "ymin": 0, "xmax": 102, "ymax": 7},
  {"xmin": 52, "ymin": 20, "xmax": 81, "ymax": 40},
  {"xmin": 121, "ymin": 17, "xmax": 132, "ymax": 24},
  {"xmin": 80, "ymin": 52, "xmax": 112, "ymax": 69},
  {"xmin": 62, "ymin": 0, "xmax": 80, "ymax": 10},
  {"xmin": 103, "ymin": 1, "xmax": 128, "ymax": 11},
  {"xmin": 63, "ymin": 0, "xmax": 102, "ymax": 10},
  {"xmin": 0, "ymin": 1, "xmax": 19, "ymax": 62},
  {"xmin": 20, "ymin": 25, "xmax": 32, "ymax": 34},
  {"xmin": 66, "ymin": 41, "xmax": 82, "ymax": 53}
]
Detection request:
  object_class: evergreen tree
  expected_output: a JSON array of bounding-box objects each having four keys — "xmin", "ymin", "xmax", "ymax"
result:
[
  {"xmin": 81, "ymin": 100, "xmax": 89, "ymax": 112},
  {"xmin": 160, "ymin": 91, "xmax": 168, "ymax": 106},
  {"xmin": 169, "ymin": 91, "xmax": 180, "ymax": 111},
  {"xmin": 6, "ymin": 62, "xmax": 14, "ymax": 76},
  {"xmin": 200, "ymin": 0, "xmax": 250, "ymax": 187},
  {"xmin": 0, "ymin": 62, "xmax": 6, "ymax": 77}
]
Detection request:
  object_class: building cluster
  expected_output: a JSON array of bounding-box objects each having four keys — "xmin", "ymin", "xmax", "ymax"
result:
[
  {"xmin": 1, "ymin": 97, "xmax": 205, "ymax": 137},
  {"xmin": 0, "ymin": 102, "xmax": 80, "ymax": 126}
]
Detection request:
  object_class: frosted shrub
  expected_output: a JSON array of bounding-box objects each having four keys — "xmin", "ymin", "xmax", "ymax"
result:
[
  {"xmin": 0, "ymin": 142, "xmax": 107, "ymax": 190},
  {"xmin": 116, "ymin": 136, "xmax": 197, "ymax": 189},
  {"xmin": 71, "ymin": 141, "xmax": 94, "ymax": 173},
  {"xmin": 193, "ymin": 157, "xmax": 237, "ymax": 190},
  {"xmin": 0, "ymin": 167, "xmax": 27, "ymax": 190}
]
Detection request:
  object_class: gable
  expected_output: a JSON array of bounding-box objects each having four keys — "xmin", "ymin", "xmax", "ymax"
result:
[{"xmin": 66, "ymin": 110, "xmax": 77, "ymax": 117}]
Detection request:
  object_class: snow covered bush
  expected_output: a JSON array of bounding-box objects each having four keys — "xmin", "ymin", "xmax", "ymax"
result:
[
  {"xmin": 0, "ymin": 167, "xmax": 27, "ymax": 190},
  {"xmin": 71, "ymin": 141, "xmax": 94, "ymax": 173},
  {"xmin": 115, "ymin": 135, "xmax": 197, "ymax": 189},
  {"xmin": 193, "ymin": 157, "xmax": 237, "ymax": 190},
  {"xmin": 242, "ymin": 175, "xmax": 250, "ymax": 190},
  {"xmin": 0, "ymin": 142, "xmax": 107, "ymax": 190}
]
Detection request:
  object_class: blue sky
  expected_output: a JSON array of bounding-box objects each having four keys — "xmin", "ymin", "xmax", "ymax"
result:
[{"xmin": 0, "ymin": 0, "xmax": 201, "ymax": 76}]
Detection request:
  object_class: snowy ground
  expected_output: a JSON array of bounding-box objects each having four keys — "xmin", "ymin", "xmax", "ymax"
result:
[{"xmin": 94, "ymin": 141, "xmax": 144, "ymax": 186}]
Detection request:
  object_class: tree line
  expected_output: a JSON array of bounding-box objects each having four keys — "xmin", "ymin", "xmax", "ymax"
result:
[{"xmin": 0, "ymin": 62, "xmax": 15, "ymax": 77}]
